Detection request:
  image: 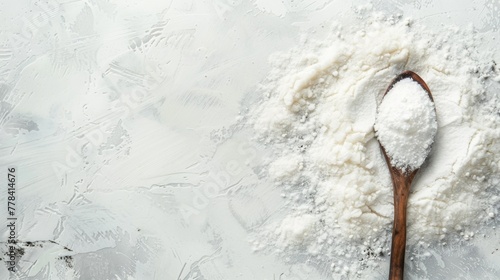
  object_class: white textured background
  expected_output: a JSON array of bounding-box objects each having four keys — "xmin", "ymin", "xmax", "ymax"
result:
[{"xmin": 0, "ymin": 0, "xmax": 499, "ymax": 279}]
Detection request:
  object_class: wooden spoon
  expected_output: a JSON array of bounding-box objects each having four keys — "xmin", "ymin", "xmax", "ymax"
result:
[{"xmin": 377, "ymin": 71, "xmax": 435, "ymax": 280}]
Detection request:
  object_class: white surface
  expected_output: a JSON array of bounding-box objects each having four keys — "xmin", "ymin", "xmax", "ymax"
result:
[{"xmin": 0, "ymin": 0, "xmax": 498, "ymax": 279}]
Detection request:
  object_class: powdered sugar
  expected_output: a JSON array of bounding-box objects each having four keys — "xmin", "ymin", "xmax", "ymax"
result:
[
  {"xmin": 375, "ymin": 78, "xmax": 437, "ymax": 172},
  {"xmin": 247, "ymin": 7, "xmax": 500, "ymax": 279}
]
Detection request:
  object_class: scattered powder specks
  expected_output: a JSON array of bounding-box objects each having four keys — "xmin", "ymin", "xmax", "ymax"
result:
[
  {"xmin": 275, "ymin": 214, "xmax": 317, "ymax": 246},
  {"xmin": 269, "ymin": 154, "xmax": 303, "ymax": 180},
  {"xmin": 247, "ymin": 8, "xmax": 500, "ymax": 278}
]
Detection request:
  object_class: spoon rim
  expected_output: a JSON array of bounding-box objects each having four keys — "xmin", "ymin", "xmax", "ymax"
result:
[{"xmin": 383, "ymin": 70, "xmax": 434, "ymax": 102}]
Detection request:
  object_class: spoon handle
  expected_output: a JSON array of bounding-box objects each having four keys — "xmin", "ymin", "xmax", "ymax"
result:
[{"xmin": 388, "ymin": 170, "xmax": 413, "ymax": 280}]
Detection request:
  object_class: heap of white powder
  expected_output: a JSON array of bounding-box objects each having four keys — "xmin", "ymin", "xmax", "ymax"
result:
[
  {"xmin": 246, "ymin": 6, "xmax": 500, "ymax": 279},
  {"xmin": 375, "ymin": 78, "xmax": 438, "ymax": 172}
]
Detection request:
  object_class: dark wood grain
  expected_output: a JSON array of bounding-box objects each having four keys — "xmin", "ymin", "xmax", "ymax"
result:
[
  {"xmin": 382, "ymin": 150, "xmax": 418, "ymax": 280},
  {"xmin": 379, "ymin": 71, "xmax": 434, "ymax": 280}
]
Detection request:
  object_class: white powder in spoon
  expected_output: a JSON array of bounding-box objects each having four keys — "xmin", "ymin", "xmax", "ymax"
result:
[
  {"xmin": 246, "ymin": 6, "xmax": 500, "ymax": 279},
  {"xmin": 375, "ymin": 78, "xmax": 438, "ymax": 172}
]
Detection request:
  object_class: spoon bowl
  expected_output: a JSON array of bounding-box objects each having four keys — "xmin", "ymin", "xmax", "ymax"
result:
[{"xmin": 377, "ymin": 71, "xmax": 436, "ymax": 280}]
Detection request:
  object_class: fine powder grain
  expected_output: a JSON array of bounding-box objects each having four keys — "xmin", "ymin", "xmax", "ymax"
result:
[
  {"xmin": 375, "ymin": 78, "xmax": 438, "ymax": 172},
  {"xmin": 246, "ymin": 6, "xmax": 500, "ymax": 278}
]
